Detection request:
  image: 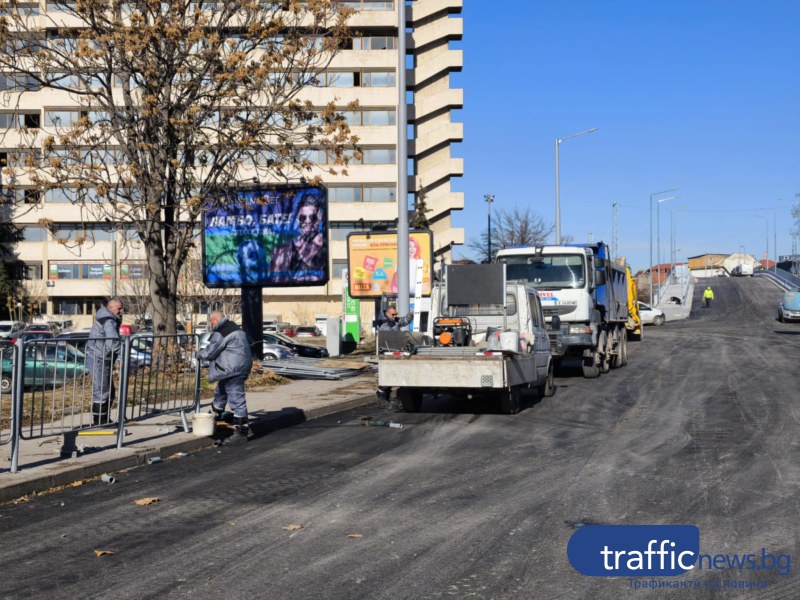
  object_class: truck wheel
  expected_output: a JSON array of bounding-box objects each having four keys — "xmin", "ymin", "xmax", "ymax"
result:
[
  {"xmin": 620, "ymin": 332, "xmax": 628, "ymax": 366},
  {"xmin": 599, "ymin": 332, "xmax": 611, "ymax": 374},
  {"xmin": 397, "ymin": 388, "xmax": 423, "ymax": 413},
  {"xmin": 582, "ymin": 351, "xmax": 600, "ymax": 379},
  {"xmin": 537, "ymin": 363, "xmax": 554, "ymax": 397},
  {"xmin": 500, "ymin": 386, "xmax": 521, "ymax": 414},
  {"xmin": 609, "ymin": 330, "xmax": 620, "ymax": 370}
]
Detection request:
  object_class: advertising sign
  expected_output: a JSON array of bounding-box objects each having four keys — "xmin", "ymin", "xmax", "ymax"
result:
[
  {"xmin": 203, "ymin": 185, "xmax": 328, "ymax": 288},
  {"xmin": 346, "ymin": 230, "xmax": 433, "ymax": 298},
  {"xmin": 341, "ymin": 269, "xmax": 360, "ymax": 343}
]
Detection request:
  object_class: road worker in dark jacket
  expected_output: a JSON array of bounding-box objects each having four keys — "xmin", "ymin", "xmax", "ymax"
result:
[
  {"xmin": 197, "ymin": 311, "xmax": 253, "ymax": 443},
  {"xmin": 86, "ymin": 297, "xmax": 124, "ymax": 425}
]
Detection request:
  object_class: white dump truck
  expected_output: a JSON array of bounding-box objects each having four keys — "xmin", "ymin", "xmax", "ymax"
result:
[{"xmin": 377, "ymin": 263, "xmax": 556, "ymax": 414}]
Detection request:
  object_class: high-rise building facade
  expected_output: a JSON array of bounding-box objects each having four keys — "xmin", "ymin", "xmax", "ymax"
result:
[{"xmin": 5, "ymin": 0, "xmax": 463, "ymax": 329}]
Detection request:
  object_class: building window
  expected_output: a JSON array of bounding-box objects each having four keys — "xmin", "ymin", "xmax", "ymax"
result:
[
  {"xmin": 21, "ymin": 226, "xmax": 47, "ymax": 242},
  {"xmin": 49, "ymin": 262, "xmax": 111, "ymax": 280},
  {"xmin": 0, "ymin": 74, "xmax": 40, "ymax": 91},
  {"xmin": 23, "ymin": 262, "xmax": 43, "ymax": 280},
  {"xmin": 353, "ymin": 36, "xmax": 396, "ymax": 50},
  {"xmin": 329, "ymin": 185, "xmax": 395, "ymax": 203},
  {"xmin": 362, "ymin": 71, "xmax": 395, "ymax": 87},
  {"xmin": 362, "ymin": 148, "xmax": 396, "ymax": 164},
  {"xmin": 361, "ymin": 109, "xmax": 395, "ymax": 126},
  {"xmin": 44, "ymin": 110, "xmax": 82, "ymax": 127}
]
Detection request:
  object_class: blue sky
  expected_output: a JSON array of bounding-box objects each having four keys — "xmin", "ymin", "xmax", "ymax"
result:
[{"xmin": 449, "ymin": 0, "xmax": 800, "ymax": 272}]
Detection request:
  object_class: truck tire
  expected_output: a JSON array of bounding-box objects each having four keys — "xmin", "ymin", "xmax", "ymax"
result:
[
  {"xmin": 620, "ymin": 331, "xmax": 628, "ymax": 366},
  {"xmin": 582, "ymin": 351, "xmax": 600, "ymax": 378},
  {"xmin": 500, "ymin": 386, "xmax": 521, "ymax": 415},
  {"xmin": 537, "ymin": 362, "xmax": 555, "ymax": 397},
  {"xmin": 397, "ymin": 388, "xmax": 423, "ymax": 413},
  {"xmin": 599, "ymin": 331, "xmax": 611, "ymax": 374}
]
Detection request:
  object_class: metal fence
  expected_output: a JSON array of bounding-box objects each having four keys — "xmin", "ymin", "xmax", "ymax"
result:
[
  {"xmin": 0, "ymin": 340, "xmax": 16, "ymax": 446},
  {"xmin": 5, "ymin": 333, "xmax": 200, "ymax": 473}
]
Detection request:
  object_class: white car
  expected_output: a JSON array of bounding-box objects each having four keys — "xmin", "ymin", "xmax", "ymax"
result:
[{"xmin": 637, "ymin": 302, "xmax": 666, "ymax": 326}]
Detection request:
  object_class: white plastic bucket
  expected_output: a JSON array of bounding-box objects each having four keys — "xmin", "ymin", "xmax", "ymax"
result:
[{"xmin": 192, "ymin": 412, "xmax": 216, "ymax": 437}]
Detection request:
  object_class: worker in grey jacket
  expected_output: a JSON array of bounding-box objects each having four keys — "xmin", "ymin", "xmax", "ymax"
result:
[
  {"xmin": 197, "ymin": 311, "xmax": 253, "ymax": 442},
  {"xmin": 85, "ymin": 297, "xmax": 124, "ymax": 425},
  {"xmin": 375, "ymin": 305, "xmax": 413, "ymax": 404}
]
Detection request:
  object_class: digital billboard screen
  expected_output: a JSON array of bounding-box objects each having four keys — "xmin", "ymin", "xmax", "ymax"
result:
[
  {"xmin": 203, "ymin": 185, "xmax": 329, "ymax": 288},
  {"xmin": 346, "ymin": 230, "xmax": 433, "ymax": 298}
]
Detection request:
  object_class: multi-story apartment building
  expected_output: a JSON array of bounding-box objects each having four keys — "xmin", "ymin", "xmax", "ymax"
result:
[{"xmin": 5, "ymin": 0, "xmax": 463, "ymax": 330}]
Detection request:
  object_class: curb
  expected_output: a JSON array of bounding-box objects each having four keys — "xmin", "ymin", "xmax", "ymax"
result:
[{"xmin": 0, "ymin": 393, "xmax": 376, "ymax": 504}]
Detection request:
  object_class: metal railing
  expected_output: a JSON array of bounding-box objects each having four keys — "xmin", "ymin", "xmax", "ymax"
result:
[
  {"xmin": 4, "ymin": 332, "xmax": 201, "ymax": 473},
  {"xmin": 0, "ymin": 340, "xmax": 16, "ymax": 445},
  {"xmin": 756, "ymin": 268, "xmax": 800, "ymax": 291}
]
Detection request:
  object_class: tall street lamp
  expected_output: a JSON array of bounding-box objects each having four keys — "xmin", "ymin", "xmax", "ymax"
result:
[
  {"xmin": 670, "ymin": 206, "xmax": 687, "ymax": 284},
  {"xmin": 555, "ymin": 127, "xmax": 598, "ymax": 244},
  {"xmin": 656, "ymin": 194, "xmax": 680, "ymax": 304},
  {"xmin": 649, "ymin": 188, "xmax": 678, "ymax": 305},
  {"xmin": 484, "ymin": 194, "xmax": 495, "ymax": 263},
  {"xmin": 754, "ymin": 214, "xmax": 768, "ymax": 269}
]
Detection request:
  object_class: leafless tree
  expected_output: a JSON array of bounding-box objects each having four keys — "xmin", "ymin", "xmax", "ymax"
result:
[
  {"xmin": 0, "ymin": 0, "xmax": 357, "ymax": 334},
  {"xmin": 468, "ymin": 207, "xmax": 555, "ymax": 262}
]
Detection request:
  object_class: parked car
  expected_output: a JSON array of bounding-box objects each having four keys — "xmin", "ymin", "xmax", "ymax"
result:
[
  {"xmin": 1, "ymin": 341, "xmax": 86, "ymax": 392},
  {"xmin": 20, "ymin": 331, "xmax": 55, "ymax": 342},
  {"xmin": 295, "ymin": 326, "xmax": 322, "ymax": 338},
  {"xmin": 778, "ymin": 290, "xmax": 800, "ymax": 323},
  {"xmin": 55, "ymin": 329, "xmax": 92, "ymax": 351},
  {"xmin": 637, "ymin": 302, "xmax": 666, "ymax": 326},
  {"xmin": 263, "ymin": 322, "xmax": 297, "ymax": 337},
  {"xmin": 25, "ymin": 323, "xmax": 60, "ymax": 334},
  {"xmin": 262, "ymin": 332, "xmax": 329, "ymax": 358},
  {"xmin": 0, "ymin": 321, "xmax": 26, "ymax": 340}
]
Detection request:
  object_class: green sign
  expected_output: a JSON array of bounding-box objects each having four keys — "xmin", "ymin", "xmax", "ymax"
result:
[{"xmin": 342, "ymin": 269, "xmax": 360, "ymax": 343}]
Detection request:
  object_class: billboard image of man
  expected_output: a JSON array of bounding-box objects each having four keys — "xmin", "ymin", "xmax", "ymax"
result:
[{"xmin": 270, "ymin": 191, "xmax": 326, "ymax": 283}]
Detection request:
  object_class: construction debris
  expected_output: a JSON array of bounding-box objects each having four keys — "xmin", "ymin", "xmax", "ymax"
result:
[{"xmin": 260, "ymin": 357, "xmax": 375, "ymax": 380}]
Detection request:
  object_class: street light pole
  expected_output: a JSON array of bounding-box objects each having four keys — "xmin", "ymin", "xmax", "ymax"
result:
[
  {"xmin": 484, "ymin": 194, "xmax": 494, "ymax": 263},
  {"xmin": 649, "ymin": 188, "xmax": 677, "ymax": 306},
  {"xmin": 555, "ymin": 128, "xmax": 598, "ymax": 245},
  {"xmin": 656, "ymin": 194, "xmax": 680, "ymax": 304}
]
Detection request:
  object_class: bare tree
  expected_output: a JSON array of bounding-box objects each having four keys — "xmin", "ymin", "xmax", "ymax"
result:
[
  {"xmin": 468, "ymin": 207, "xmax": 555, "ymax": 262},
  {"xmin": 0, "ymin": 0, "xmax": 357, "ymax": 334},
  {"xmin": 177, "ymin": 256, "xmax": 240, "ymax": 323}
]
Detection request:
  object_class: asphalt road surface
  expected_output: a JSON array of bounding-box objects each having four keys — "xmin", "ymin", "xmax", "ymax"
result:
[{"xmin": 2, "ymin": 277, "xmax": 799, "ymax": 599}]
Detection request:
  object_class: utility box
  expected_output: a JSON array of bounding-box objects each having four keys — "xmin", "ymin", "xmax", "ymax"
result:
[{"xmin": 326, "ymin": 317, "xmax": 342, "ymax": 357}]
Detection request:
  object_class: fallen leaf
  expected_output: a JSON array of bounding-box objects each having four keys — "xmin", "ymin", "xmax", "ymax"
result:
[
  {"xmin": 282, "ymin": 524, "xmax": 303, "ymax": 531},
  {"xmin": 71, "ymin": 481, "xmax": 84, "ymax": 488},
  {"xmin": 347, "ymin": 534, "xmax": 364, "ymax": 539},
  {"xmin": 12, "ymin": 496, "xmax": 30, "ymax": 505},
  {"xmin": 134, "ymin": 497, "xmax": 160, "ymax": 506},
  {"xmin": 94, "ymin": 549, "xmax": 114, "ymax": 557}
]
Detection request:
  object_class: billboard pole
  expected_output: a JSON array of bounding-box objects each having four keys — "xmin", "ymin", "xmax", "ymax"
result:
[
  {"xmin": 242, "ymin": 287, "xmax": 263, "ymax": 360},
  {"xmin": 396, "ymin": 0, "xmax": 410, "ymax": 316}
]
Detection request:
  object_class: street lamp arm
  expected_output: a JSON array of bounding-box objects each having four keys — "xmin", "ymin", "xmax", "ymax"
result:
[{"xmin": 556, "ymin": 127, "xmax": 599, "ymax": 144}]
